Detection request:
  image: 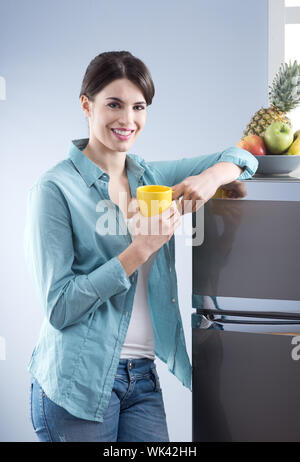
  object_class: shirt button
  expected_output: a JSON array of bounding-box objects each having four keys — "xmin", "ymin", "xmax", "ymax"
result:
[
  {"xmin": 169, "ymin": 267, "xmax": 172, "ymax": 272},
  {"xmin": 171, "ymin": 298, "xmax": 176, "ymax": 303}
]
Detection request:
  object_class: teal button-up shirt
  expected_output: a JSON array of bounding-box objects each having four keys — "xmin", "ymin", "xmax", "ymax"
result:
[{"xmin": 24, "ymin": 138, "xmax": 258, "ymax": 422}]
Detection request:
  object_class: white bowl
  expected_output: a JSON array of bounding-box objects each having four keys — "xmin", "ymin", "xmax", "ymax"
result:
[{"xmin": 254, "ymin": 154, "xmax": 300, "ymax": 175}]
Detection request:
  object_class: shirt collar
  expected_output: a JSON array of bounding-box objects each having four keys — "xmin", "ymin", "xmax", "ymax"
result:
[{"xmin": 68, "ymin": 138, "xmax": 145, "ymax": 187}]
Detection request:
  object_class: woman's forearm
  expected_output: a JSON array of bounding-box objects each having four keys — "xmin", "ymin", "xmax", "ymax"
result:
[
  {"xmin": 118, "ymin": 242, "xmax": 149, "ymax": 278},
  {"xmin": 206, "ymin": 162, "xmax": 244, "ymax": 187}
]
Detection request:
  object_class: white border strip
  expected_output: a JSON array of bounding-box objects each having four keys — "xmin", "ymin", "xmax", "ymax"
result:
[
  {"xmin": 268, "ymin": 0, "xmax": 286, "ymax": 101},
  {"xmin": 0, "ymin": 336, "xmax": 6, "ymax": 360},
  {"xmin": 0, "ymin": 76, "xmax": 6, "ymax": 100},
  {"xmin": 286, "ymin": 6, "xmax": 300, "ymax": 23}
]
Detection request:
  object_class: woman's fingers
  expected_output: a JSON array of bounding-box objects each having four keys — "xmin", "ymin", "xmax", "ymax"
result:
[
  {"xmin": 128, "ymin": 198, "xmax": 140, "ymax": 215},
  {"xmin": 160, "ymin": 200, "xmax": 178, "ymax": 219}
]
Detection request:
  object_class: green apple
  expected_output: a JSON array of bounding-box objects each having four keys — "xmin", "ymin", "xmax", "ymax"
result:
[{"xmin": 264, "ymin": 121, "xmax": 294, "ymax": 154}]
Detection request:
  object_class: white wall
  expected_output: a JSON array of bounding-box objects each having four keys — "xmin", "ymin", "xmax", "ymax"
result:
[{"xmin": 0, "ymin": 0, "xmax": 269, "ymax": 442}]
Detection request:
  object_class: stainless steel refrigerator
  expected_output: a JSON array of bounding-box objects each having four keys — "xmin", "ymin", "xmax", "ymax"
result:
[{"xmin": 192, "ymin": 174, "xmax": 300, "ymax": 442}]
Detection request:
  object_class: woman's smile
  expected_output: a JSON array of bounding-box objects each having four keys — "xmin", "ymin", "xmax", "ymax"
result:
[{"xmin": 110, "ymin": 128, "xmax": 135, "ymax": 141}]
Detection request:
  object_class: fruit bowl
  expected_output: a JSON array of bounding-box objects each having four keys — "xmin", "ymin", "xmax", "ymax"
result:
[{"xmin": 254, "ymin": 154, "xmax": 300, "ymax": 175}]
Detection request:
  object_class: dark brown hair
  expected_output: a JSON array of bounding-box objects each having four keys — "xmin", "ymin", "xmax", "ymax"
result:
[{"xmin": 79, "ymin": 51, "xmax": 155, "ymax": 105}]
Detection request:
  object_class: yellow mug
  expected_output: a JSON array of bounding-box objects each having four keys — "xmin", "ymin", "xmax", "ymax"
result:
[{"xmin": 136, "ymin": 185, "xmax": 179, "ymax": 217}]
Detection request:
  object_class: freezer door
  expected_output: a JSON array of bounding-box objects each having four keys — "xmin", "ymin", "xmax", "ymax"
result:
[
  {"xmin": 192, "ymin": 198, "xmax": 300, "ymax": 301},
  {"xmin": 192, "ymin": 314, "xmax": 300, "ymax": 442}
]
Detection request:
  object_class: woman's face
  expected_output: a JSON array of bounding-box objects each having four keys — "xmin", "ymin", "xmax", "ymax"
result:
[{"xmin": 81, "ymin": 78, "xmax": 147, "ymax": 153}]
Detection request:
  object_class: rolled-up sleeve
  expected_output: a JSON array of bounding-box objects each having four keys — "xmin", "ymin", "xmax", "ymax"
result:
[
  {"xmin": 23, "ymin": 182, "xmax": 131, "ymax": 330},
  {"xmin": 148, "ymin": 147, "xmax": 258, "ymax": 186}
]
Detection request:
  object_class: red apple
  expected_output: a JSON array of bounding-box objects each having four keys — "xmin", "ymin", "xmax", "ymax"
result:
[{"xmin": 236, "ymin": 135, "xmax": 266, "ymax": 156}]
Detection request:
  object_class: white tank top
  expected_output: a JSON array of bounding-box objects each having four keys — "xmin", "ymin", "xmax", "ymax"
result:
[{"xmin": 120, "ymin": 218, "xmax": 158, "ymax": 360}]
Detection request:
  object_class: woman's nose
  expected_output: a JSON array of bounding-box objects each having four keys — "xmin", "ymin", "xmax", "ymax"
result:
[{"xmin": 117, "ymin": 108, "xmax": 135, "ymax": 125}]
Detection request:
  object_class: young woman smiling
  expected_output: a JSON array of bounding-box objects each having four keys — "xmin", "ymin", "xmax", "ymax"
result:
[{"xmin": 25, "ymin": 51, "xmax": 258, "ymax": 442}]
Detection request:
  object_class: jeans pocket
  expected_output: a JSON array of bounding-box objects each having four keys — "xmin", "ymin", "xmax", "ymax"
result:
[
  {"xmin": 29, "ymin": 378, "xmax": 37, "ymax": 432},
  {"xmin": 150, "ymin": 366, "xmax": 162, "ymax": 393}
]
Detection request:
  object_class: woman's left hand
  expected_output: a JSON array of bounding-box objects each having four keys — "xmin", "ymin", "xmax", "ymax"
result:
[
  {"xmin": 171, "ymin": 170, "xmax": 220, "ymax": 215},
  {"xmin": 219, "ymin": 180, "xmax": 247, "ymax": 199},
  {"xmin": 172, "ymin": 175, "xmax": 247, "ymax": 215},
  {"xmin": 171, "ymin": 162, "xmax": 247, "ymax": 215}
]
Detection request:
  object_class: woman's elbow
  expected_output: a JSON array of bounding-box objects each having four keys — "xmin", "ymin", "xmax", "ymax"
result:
[{"xmin": 48, "ymin": 306, "xmax": 67, "ymax": 330}]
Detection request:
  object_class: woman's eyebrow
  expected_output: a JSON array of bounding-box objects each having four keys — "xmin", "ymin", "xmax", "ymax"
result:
[{"xmin": 105, "ymin": 97, "xmax": 146, "ymax": 105}]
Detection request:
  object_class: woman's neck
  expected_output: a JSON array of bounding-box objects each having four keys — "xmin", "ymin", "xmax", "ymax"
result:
[{"xmin": 83, "ymin": 137, "xmax": 127, "ymax": 179}]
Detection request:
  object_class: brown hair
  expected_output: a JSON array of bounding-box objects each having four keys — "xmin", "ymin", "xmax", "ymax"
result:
[{"xmin": 79, "ymin": 51, "xmax": 155, "ymax": 105}]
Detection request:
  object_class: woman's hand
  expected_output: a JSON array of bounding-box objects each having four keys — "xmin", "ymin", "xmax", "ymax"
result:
[
  {"xmin": 171, "ymin": 162, "xmax": 245, "ymax": 214},
  {"xmin": 171, "ymin": 170, "xmax": 219, "ymax": 215},
  {"xmin": 127, "ymin": 199, "xmax": 182, "ymax": 258},
  {"xmin": 219, "ymin": 180, "xmax": 247, "ymax": 199}
]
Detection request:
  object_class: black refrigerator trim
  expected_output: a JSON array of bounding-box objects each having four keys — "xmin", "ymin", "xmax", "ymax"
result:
[{"xmin": 196, "ymin": 308, "xmax": 300, "ymax": 322}]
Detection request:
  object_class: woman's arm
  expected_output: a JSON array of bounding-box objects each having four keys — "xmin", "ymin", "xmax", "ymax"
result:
[
  {"xmin": 117, "ymin": 242, "xmax": 149, "ymax": 277},
  {"xmin": 147, "ymin": 146, "xmax": 258, "ymax": 187},
  {"xmin": 206, "ymin": 162, "xmax": 244, "ymax": 186},
  {"xmin": 24, "ymin": 182, "xmax": 133, "ymax": 330}
]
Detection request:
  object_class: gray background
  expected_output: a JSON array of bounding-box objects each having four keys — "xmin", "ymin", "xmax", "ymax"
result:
[{"xmin": 0, "ymin": 0, "xmax": 268, "ymax": 442}]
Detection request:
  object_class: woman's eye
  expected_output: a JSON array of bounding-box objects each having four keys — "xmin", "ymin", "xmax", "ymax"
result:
[{"xmin": 107, "ymin": 103, "xmax": 145, "ymax": 111}]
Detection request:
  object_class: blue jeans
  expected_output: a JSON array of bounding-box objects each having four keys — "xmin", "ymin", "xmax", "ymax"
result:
[{"xmin": 29, "ymin": 358, "xmax": 170, "ymax": 442}]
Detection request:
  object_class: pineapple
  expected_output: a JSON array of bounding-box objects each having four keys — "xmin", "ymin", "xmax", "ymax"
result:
[{"xmin": 243, "ymin": 60, "xmax": 300, "ymax": 137}]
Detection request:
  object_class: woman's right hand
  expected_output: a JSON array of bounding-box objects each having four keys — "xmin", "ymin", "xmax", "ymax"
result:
[{"xmin": 127, "ymin": 199, "xmax": 182, "ymax": 258}]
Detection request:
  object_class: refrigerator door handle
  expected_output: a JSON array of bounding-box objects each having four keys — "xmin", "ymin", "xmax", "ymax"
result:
[{"xmin": 197, "ymin": 308, "xmax": 300, "ymax": 322}]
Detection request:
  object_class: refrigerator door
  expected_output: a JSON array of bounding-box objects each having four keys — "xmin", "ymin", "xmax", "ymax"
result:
[
  {"xmin": 192, "ymin": 179, "xmax": 300, "ymax": 304},
  {"xmin": 191, "ymin": 178, "xmax": 300, "ymax": 442},
  {"xmin": 192, "ymin": 311, "xmax": 300, "ymax": 442}
]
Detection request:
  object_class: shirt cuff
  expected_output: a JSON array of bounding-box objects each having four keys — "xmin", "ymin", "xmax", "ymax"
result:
[
  {"xmin": 87, "ymin": 256, "xmax": 131, "ymax": 303},
  {"xmin": 219, "ymin": 146, "xmax": 259, "ymax": 180}
]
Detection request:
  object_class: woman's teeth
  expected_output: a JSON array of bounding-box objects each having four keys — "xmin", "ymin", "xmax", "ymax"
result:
[{"xmin": 112, "ymin": 129, "xmax": 132, "ymax": 135}]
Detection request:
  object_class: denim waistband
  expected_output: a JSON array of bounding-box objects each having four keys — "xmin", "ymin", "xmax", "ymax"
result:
[{"xmin": 117, "ymin": 358, "xmax": 155, "ymax": 374}]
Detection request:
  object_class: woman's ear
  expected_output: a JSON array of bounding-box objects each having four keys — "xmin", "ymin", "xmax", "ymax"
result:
[{"xmin": 80, "ymin": 94, "xmax": 92, "ymax": 118}]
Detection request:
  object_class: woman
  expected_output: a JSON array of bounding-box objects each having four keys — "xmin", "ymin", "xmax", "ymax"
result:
[{"xmin": 24, "ymin": 51, "xmax": 258, "ymax": 442}]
